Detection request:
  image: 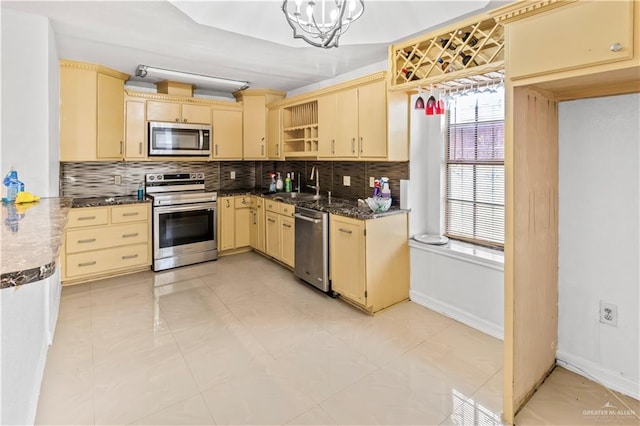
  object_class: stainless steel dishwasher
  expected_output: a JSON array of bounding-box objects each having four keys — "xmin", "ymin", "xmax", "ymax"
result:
[{"xmin": 294, "ymin": 206, "xmax": 330, "ymax": 293}]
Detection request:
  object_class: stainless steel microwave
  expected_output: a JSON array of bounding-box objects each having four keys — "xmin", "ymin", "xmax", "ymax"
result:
[{"xmin": 148, "ymin": 122, "xmax": 211, "ymax": 156}]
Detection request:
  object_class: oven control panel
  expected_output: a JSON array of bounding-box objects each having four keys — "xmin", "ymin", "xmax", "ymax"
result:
[{"xmin": 146, "ymin": 173, "xmax": 205, "ymax": 182}]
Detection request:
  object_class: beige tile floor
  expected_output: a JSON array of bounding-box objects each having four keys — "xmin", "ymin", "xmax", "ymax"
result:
[{"xmin": 35, "ymin": 252, "xmax": 639, "ymax": 425}]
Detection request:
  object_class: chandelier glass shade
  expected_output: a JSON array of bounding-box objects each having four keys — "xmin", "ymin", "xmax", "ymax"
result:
[{"xmin": 282, "ymin": 0, "xmax": 365, "ymax": 49}]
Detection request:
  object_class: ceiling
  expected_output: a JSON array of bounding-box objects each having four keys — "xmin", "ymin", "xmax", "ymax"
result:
[{"xmin": 2, "ymin": 0, "xmax": 508, "ymax": 94}]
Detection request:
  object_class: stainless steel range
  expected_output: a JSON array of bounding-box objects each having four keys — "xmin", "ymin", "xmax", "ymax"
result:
[{"xmin": 146, "ymin": 173, "xmax": 217, "ymax": 271}]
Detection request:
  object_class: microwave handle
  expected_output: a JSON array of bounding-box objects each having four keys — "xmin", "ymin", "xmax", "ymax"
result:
[{"xmin": 199, "ymin": 131, "xmax": 204, "ymax": 150}]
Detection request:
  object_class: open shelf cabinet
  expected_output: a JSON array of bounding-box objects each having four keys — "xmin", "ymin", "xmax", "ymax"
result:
[{"xmin": 282, "ymin": 101, "xmax": 318, "ymax": 158}]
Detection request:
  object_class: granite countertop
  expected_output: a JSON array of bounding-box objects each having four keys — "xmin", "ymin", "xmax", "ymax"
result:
[
  {"xmin": 72, "ymin": 195, "xmax": 151, "ymax": 208},
  {"xmin": 1, "ymin": 197, "xmax": 73, "ymax": 289}
]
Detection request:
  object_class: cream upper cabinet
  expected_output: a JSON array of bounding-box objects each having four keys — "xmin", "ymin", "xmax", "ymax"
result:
[
  {"xmin": 319, "ymin": 79, "xmax": 387, "ymax": 159},
  {"xmin": 329, "ymin": 213, "xmax": 409, "ymax": 314},
  {"xmin": 124, "ymin": 100, "xmax": 146, "ymax": 159},
  {"xmin": 60, "ymin": 60, "xmax": 129, "ymax": 162},
  {"xmin": 146, "ymin": 101, "xmax": 211, "ymax": 124},
  {"xmin": 237, "ymin": 90, "xmax": 285, "ymax": 159},
  {"xmin": 212, "ymin": 108, "xmax": 242, "ymax": 159},
  {"xmin": 267, "ymin": 107, "xmax": 282, "ymax": 159},
  {"xmin": 242, "ymin": 96, "xmax": 268, "ymax": 159},
  {"xmin": 505, "ymin": 1, "xmax": 636, "ymax": 81}
]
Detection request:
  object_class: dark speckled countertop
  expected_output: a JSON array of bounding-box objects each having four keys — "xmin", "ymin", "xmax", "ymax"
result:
[
  {"xmin": 220, "ymin": 189, "xmax": 407, "ymax": 220},
  {"xmin": 1, "ymin": 197, "xmax": 73, "ymax": 289},
  {"xmin": 72, "ymin": 195, "xmax": 151, "ymax": 208}
]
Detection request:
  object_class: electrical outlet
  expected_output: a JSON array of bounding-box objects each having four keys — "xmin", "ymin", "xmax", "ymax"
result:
[
  {"xmin": 343, "ymin": 176, "xmax": 351, "ymax": 186},
  {"xmin": 599, "ymin": 301, "xmax": 618, "ymax": 327},
  {"xmin": 114, "ymin": 175, "xmax": 121, "ymax": 185},
  {"xmin": 369, "ymin": 177, "xmax": 375, "ymax": 188},
  {"xmin": 230, "ymin": 171, "xmax": 236, "ymax": 180}
]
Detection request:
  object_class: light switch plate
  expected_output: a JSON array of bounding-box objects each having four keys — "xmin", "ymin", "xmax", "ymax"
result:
[
  {"xmin": 369, "ymin": 177, "xmax": 375, "ymax": 187},
  {"xmin": 343, "ymin": 176, "xmax": 351, "ymax": 186},
  {"xmin": 230, "ymin": 171, "xmax": 236, "ymax": 180},
  {"xmin": 114, "ymin": 175, "xmax": 121, "ymax": 185}
]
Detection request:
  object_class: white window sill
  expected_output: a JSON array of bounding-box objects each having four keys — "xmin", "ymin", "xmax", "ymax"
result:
[{"xmin": 409, "ymin": 238, "xmax": 504, "ymax": 271}]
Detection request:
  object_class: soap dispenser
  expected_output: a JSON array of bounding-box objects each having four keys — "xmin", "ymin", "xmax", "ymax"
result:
[{"xmin": 275, "ymin": 172, "xmax": 284, "ymax": 192}]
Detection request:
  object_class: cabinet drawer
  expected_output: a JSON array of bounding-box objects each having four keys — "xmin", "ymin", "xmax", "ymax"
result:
[
  {"xmin": 66, "ymin": 222, "xmax": 148, "ymax": 254},
  {"xmin": 508, "ymin": 1, "xmax": 634, "ymax": 79},
  {"xmin": 67, "ymin": 207, "xmax": 109, "ymax": 228},
  {"xmin": 66, "ymin": 243, "xmax": 149, "ymax": 278},
  {"xmin": 265, "ymin": 200, "xmax": 280, "ymax": 213},
  {"xmin": 111, "ymin": 204, "xmax": 149, "ymax": 223},
  {"xmin": 234, "ymin": 196, "xmax": 251, "ymax": 208},
  {"xmin": 279, "ymin": 203, "xmax": 295, "ymax": 217}
]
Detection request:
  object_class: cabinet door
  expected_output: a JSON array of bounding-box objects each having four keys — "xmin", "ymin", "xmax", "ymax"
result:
[
  {"xmin": 181, "ymin": 104, "xmax": 211, "ymax": 124},
  {"xmin": 147, "ymin": 101, "xmax": 181, "ymax": 122},
  {"xmin": 267, "ymin": 108, "xmax": 282, "ymax": 159},
  {"xmin": 265, "ymin": 211, "xmax": 280, "ymax": 259},
  {"xmin": 212, "ymin": 109, "xmax": 242, "ymax": 159},
  {"xmin": 97, "ymin": 73, "xmax": 125, "ymax": 159},
  {"xmin": 218, "ymin": 197, "xmax": 235, "ymax": 251},
  {"xmin": 335, "ymin": 88, "xmax": 359, "ymax": 157},
  {"xmin": 280, "ymin": 216, "xmax": 295, "ymax": 268},
  {"xmin": 235, "ymin": 206, "xmax": 251, "ymax": 248},
  {"xmin": 125, "ymin": 100, "xmax": 146, "ymax": 159},
  {"xmin": 330, "ymin": 216, "xmax": 366, "ymax": 305},
  {"xmin": 243, "ymin": 96, "xmax": 267, "ymax": 159},
  {"xmin": 358, "ymin": 80, "xmax": 387, "ymax": 158},
  {"xmin": 508, "ymin": 1, "xmax": 634, "ymax": 79},
  {"xmin": 60, "ymin": 67, "xmax": 97, "ymax": 161},
  {"xmin": 317, "ymin": 94, "xmax": 337, "ymax": 157},
  {"xmin": 255, "ymin": 198, "xmax": 265, "ymax": 252}
]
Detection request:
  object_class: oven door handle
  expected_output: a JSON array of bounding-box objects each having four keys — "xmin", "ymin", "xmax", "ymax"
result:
[{"xmin": 155, "ymin": 203, "xmax": 216, "ymax": 214}]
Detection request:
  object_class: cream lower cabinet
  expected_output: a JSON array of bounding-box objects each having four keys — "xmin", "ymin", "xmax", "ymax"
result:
[
  {"xmin": 249, "ymin": 196, "xmax": 265, "ymax": 252},
  {"xmin": 264, "ymin": 199, "xmax": 295, "ymax": 267},
  {"xmin": 218, "ymin": 195, "xmax": 251, "ymax": 253},
  {"xmin": 329, "ymin": 212, "xmax": 409, "ymax": 314},
  {"xmin": 62, "ymin": 203, "xmax": 151, "ymax": 284}
]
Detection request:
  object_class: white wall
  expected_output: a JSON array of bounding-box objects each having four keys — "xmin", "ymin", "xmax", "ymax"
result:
[
  {"xmin": 408, "ymin": 93, "xmax": 504, "ymax": 338},
  {"xmin": 557, "ymin": 93, "xmax": 640, "ymax": 399},
  {"xmin": 1, "ymin": 7, "xmax": 59, "ymax": 197},
  {"xmin": 0, "ymin": 8, "xmax": 61, "ymax": 425}
]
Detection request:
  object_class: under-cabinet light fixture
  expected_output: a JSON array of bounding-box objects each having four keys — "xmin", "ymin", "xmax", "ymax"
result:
[{"xmin": 135, "ymin": 65, "xmax": 250, "ymax": 92}]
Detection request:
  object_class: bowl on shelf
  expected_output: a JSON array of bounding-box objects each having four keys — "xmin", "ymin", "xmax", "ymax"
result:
[{"xmin": 366, "ymin": 197, "xmax": 392, "ymax": 213}]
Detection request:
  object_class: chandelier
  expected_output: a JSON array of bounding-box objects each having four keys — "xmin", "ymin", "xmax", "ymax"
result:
[{"xmin": 282, "ymin": 0, "xmax": 365, "ymax": 49}]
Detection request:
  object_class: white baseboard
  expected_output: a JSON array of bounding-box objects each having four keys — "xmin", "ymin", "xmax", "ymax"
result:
[
  {"xmin": 557, "ymin": 351, "xmax": 640, "ymax": 401},
  {"xmin": 410, "ymin": 289, "xmax": 504, "ymax": 341}
]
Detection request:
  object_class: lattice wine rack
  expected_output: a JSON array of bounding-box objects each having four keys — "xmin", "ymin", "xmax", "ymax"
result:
[{"xmin": 390, "ymin": 14, "xmax": 504, "ymax": 90}]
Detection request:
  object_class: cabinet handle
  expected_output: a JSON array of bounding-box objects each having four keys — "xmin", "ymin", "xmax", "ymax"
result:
[
  {"xmin": 120, "ymin": 141, "xmax": 124, "ymax": 155},
  {"xmin": 226, "ymin": 199, "xmax": 230, "ymax": 208},
  {"xmin": 122, "ymin": 254, "xmax": 139, "ymax": 260},
  {"xmin": 610, "ymin": 42, "xmax": 623, "ymax": 52},
  {"xmin": 253, "ymin": 212, "xmax": 257, "ymax": 225},
  {"xmin": 283, "ymin": 223, "xmax": 292, "ymax": 228},
  {"xmin": 276, "ymin": 144, "xmax": 279, "ymax": 156},
  {"xmin": 138, "ymin": 142, "xmax": 142, "ymax": 155},
  {"xmin": 78, "ymin": 238, "xmax": 96, "ymax": 244},
  {"xmin": 338, "ymin": 228, "xmax": 353, "ymax": 234},
  {"xmin": 215, "ymin": 144, "xmax": 218, "ymax": 156},
  {"xmin": 122, "ymin": 233, "xmax": 139, "ymax": 238},
  {"xmin": 261, "ymin": 143, "xmax": 265, "ymax": 156},
  {"xmin": 331, "ymin": 139, "xmax": 335, "ymax": 154},
  {"xmin": 122, "ymin": 212, "xmax": 139, "ymax": 217},
  {"xmin": 267, "ymin": 218, "xmax": 276, "ymax": 223},
  {"xmin": 175, "ymin": 118, "xmax": 179, "ymax": 122},
  {"xmin": 351, "ymin": 138, "xmax": 355, "ymax": 153},
  {"xmin": 78, "ymin": 216, "xmax": 96, "ymax": 221},
  {"xmin": 183, "ymin": 118, "xmax": 187, "ymax": 123},
  {"xmin": 78, "ymin": 261, "xmax": 96, "ymax": 267},
  {"xmin": 360, "ymin": 137, "xmax": 363, "ymax": 154}
]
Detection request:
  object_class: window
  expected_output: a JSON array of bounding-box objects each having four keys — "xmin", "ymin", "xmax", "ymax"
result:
[{"xmin": 446, "ymin": 87, "xmax": 505, "ymax": 248}]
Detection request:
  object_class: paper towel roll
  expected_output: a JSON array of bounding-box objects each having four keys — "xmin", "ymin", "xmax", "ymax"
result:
[{"xmin": 400, "ymin": 179, "xmax": 410, "ymax": 210}]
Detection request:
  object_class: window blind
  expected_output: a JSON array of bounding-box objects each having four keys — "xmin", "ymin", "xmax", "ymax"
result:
[{"xmin": 446, "ymin": 87, "xmax": 505, "ymax": 248}]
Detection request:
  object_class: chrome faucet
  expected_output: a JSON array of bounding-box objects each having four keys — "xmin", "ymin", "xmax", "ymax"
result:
[{"xmin": 309, "ymin": 166, "xmax": 320, "ymax": 199}]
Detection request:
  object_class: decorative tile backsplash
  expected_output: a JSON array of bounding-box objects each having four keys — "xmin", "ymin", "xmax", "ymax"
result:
[{"xmin": 61, "ymin": 160, "xmax": 409, "ymax": 205}]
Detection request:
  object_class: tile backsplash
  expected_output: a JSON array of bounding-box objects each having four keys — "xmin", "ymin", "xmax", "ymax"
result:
[{"xmin": 61, "ymin": 160, "xmax": 409, "ymax": 205}]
